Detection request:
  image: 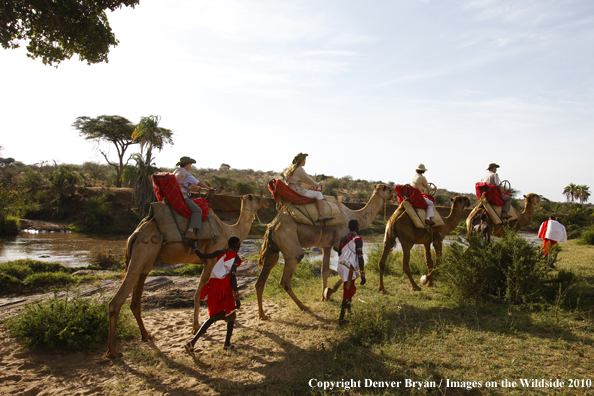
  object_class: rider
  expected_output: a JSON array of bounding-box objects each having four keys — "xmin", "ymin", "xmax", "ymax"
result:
[
  {"xmin": 284, "ymin": 152, "xmax": 332, "ymax": 221},
  {"xmin": 411, "ymin": 164, "xmax": 437, "ymax": 225},
  {"xmin": 173, "ymin": 156, "xmax": 215, "ymax": 240},
  {"xmin": 481, "ymin": 163, "xmax": 512, "ymax": 219}
]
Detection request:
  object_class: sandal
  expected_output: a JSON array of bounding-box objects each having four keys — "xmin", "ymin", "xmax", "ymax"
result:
[
  {"xmin": 184, "ymin": 342, "xmax": 195, "ymax": 357},
  {"xmin": 223, "ymin": 344, "xmax": 237, "ymax": 351}
]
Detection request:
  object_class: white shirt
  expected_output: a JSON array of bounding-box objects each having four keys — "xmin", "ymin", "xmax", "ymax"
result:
[
  {"xmin": 481, "ymin": 170, "xmax": 501, "ymax": 186},
  {"xmin": 337, "ymin": 236, "xmax": 362, "ymax": 282},
  {"xmin": 173, "ymin": 167, "xmax": 200, "ymax": 197}
]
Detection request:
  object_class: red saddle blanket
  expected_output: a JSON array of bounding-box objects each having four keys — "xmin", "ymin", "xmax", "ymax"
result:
[
  {"xmin": 475, "ymin": 182, "xmax": 512, "ymax": 206},
  {"xmin": 394, "ymin": 184, "xmax": 434, "ymax": 210},
  {"xmin": 268, "ymin": 178, "xmax": 316, "ymax": 205},
  {"xmin": 152, "ymin": 173, "xmax": 210, "ymax": 220}
]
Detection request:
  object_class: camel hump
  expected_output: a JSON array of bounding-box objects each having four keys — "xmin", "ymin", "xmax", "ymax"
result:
[
  {"xmin": 480, "ymin": 195, "xmax": 518, "ymax": 224},
  {"xmin": 285, "ymin": 197, "xmax": 345, "ymax": 226},
  {"xmin": 401, "ymin": 201, "xmax": 445, "ymax": 229},
  {"xmin": 151, "ymin": 202, "xmax": 219, "ymax": 243}
]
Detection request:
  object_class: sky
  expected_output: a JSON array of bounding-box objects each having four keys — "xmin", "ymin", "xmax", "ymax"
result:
[{"xmin": 2, "ymin": 0, "xmax": 593, "ymax": 202}]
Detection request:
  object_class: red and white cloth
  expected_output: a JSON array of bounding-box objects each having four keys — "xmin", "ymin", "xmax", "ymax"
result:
[
  {"xmin": 538, "ymin": 220, "xmax": 567, "ymax": 243},
  {"xmin": 338, "ymin": 234, "xmax": 362, "ymax": 301},
  {"xmin": 268, "ymin": 178, "xmax": 316, "ymax": 205},
  {"xmin": 152, "ymin": 173, "xmax": 210, "ymax": 220},
  {"xmin": 395, "ymin": 184, "xmax": 435, "ymax": 210},
  {"xmin": 200, "ymin": 250, "xmax": 243, "ymax": 317},
  {"xmin": 474, "ymin": 182, "xmax": 512, "ymax": 207}
]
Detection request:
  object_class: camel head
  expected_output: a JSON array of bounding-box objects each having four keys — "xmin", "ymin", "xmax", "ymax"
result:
[
  {"xmin": 241, "ymin": 194, "xmax": 270, "ymax": 211},
  {"xmin": 450, "ymin": 195, "xmax": 471, "ymax": 209},
  {"xmin": 523, "ymin": 193, "xmax": 541, "ymax": 207},
  {"xmin": 374, "ymin": 183, "xmax": 396, "ymax": 202}
]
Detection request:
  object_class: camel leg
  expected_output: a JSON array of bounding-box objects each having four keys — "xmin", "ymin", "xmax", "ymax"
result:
[
  {"xmin": 321, "ymin": 247, "xmax": 332, "ymax": 301},
  {"xmin": 279, "ymin": 254, "xmax": 309, "ymax": 312},
  {"xmin": 323, "ymin": 278, "xmax": 343, "ymax": 300},
  {"xmin": 106, "ymin": 272, "xmax": 143, "ymax": 358},
  {"xmin": 106, "ymin": 239, "xmax": 161, "ymax": 358},
  {"xmin": 423, "ymin": 243, "xmax": 435, "ymax": 287},
  {"xmin": 130, "ymin": 272, "xmax": 153, "ymax": 341},
  {"xmin": 377, "ymin": 234, "xmax": 397, "ymax": 294},
  {"xmin": 192, "ymin": 258, "xmax": 215, "ymax": 333},
  {"xmin": 402, "ymin": 244, "xmax": 421, "ymax": 291},
  {"xmin": 255, "ymin": 243, "xmax": 280, "ymax": 320}
]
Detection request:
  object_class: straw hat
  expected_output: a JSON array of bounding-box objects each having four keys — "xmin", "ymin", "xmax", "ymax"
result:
[
  {"xmin": 292, "ymin": 152, "xmax": 308, "ymax": 165},
  {"xmin": 176, "ymin": 156, "xmax": 196, "ymax": 167},
  {"xmin": 416, "ymin": 164, "xmax": 427, "ymax": 172},
  {"xmin": 487, "ymin": 163, "xmax": 500, "ymax": 170}
]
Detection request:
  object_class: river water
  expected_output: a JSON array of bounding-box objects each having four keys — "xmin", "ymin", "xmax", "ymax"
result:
[{"xmin": 0, "ymin": 230, "xmax": 539, "ymax": 269}]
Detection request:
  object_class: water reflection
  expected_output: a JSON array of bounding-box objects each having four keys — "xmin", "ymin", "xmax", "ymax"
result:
[{"xmin": 0, "ymin": 231, "xmax": 128, "ymax": 268}]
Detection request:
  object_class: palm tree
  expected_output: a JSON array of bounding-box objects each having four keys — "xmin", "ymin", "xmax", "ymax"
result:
[
  {"xmin": 563, "ymin": 183, "xmax": 578, "ymax": 203},
  {"xmin": 127, "ymin": 116, "xmax": 174, "ymax": 216},
  {"xmin": 131, "ymin": 115, "xmax": 174, "ymax": 164},
  {"xmin": 576, "ymin": 185, "xmax": 591, "ymax": 206},
  {"xmin": 122, "ymin": 153, "xmax": 158, "ymax": 217}
]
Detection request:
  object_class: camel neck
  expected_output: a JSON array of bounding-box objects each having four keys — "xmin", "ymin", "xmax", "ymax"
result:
[{"xmin": 349, "ymin": 192, "xmax": 385, "ymax": 229}]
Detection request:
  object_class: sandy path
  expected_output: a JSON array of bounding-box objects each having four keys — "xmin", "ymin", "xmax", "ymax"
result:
[{"xmin": 0, "ymin": 300, "xmax": 289, "ymax": 395}]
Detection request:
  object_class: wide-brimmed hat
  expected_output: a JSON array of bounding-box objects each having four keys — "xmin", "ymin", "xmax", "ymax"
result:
[
  {"xmin": 292, "ymin": 152, "xmax": 308, "ymax": 165},
  {"xmin": 416, "ymin": 163, "xmax": 427, "ymax": 172},
  {"xmin": 176, "ymin": 156, "xmax": 196, "ymax": 167},
  {"xmin": 487, "ymin": 163, "xmax": 500, "ymax": 170}
]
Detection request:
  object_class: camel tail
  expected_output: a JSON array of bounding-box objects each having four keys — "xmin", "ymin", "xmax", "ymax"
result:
[
  {"xmin": 122, "ymin": 215, "xmax": 153, "ymax": 279},
  {"xmin": 258, "ymin": 227, "xmax": 278, "ymax": 268}
]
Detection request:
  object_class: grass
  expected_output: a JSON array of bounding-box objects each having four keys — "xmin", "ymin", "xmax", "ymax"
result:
[{"xmin": 4, "ymin": 240, "xmax": 594, "ymax": 395}]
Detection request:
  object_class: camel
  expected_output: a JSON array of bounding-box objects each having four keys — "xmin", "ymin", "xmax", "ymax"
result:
[
  {"xmin": 255, "ymin": 184, "xmax": 394, "ymax": 319},
  {"xmin": 466, "ymin": 193, "xmax": 541, "ymax": 237},
  {"xmin": 106, "ymin": 194, "xmax": 269, "ymax": 358},
  {"xmin": 376, "ymin": 196, "xmax": 471, "ymax": 292}
]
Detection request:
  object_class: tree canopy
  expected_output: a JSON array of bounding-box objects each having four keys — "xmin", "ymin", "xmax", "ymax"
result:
[
  {"xmin": 1, "ymin": 0, "xmax": 139, "ymax": 66},
  {"xmin": 73, "ymin": 115, "xmax": 137, "ymax": 187}
]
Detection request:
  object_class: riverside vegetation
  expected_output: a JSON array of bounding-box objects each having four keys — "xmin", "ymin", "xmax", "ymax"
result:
[{"xmin": 2, "ymin": 232, "xmax": 594, "ymax": 394}]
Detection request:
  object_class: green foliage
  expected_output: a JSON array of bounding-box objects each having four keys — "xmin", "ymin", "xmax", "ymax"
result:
[
  {"xmin": 82, "ymin": 196, "xmax": 113, "ymax": 233},
  {"xmin": 578, "ymin": 227, "xmax": 594, "ymax": 246},
  {"xmin": 0, "ymin": 260, "xmax": 74, "ymax": 293},
  {"xmin": 122, "ymin": 153, "xmax": 158, "ymax": 217},
  {"xmin": 365, "ymin": 243, "xmax": 427, "ymax": 277},
  {"xmin": 441, "ymin": 231, "xmax": 554, "ymax": 303},
  {"xmin": 6, "ymin": 292, "xmax": 137, "ymax": 350},
  {"xmin": 47, "ymin": 165, "xmax": 81, "ymax": 200},
  {"xmin": 1, "ymin": 1, "xmax": 140, "ymax": 66},
  {"xmin": 345, "ymin": 296, "xmax": 391, "ymax": 346},
  {"xmin": 23, "ymin": 272, "xmax": 76, "ymax": 289},
  {"xmin": 234, "ymin": 180, "xmax": 258, "ymax": 195},
  {"xmin": 0, "ymin": 215, "xmax": 20, "ymax": 234}
]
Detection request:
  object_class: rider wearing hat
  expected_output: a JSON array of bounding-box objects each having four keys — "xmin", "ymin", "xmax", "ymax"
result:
[
  {"xmin": 481, "ymin": 163, "xmax": 512, "ymax": 219},
  {"xmin": 284, "ymin": 153, "xmax": 332, "ymax": 221},
  {"xmin": 411, "ymin": 164, "xmax": 437, "ymax": 225},
  {"xmin": 173, "ymin": 156, "xmax": 215, "ymax": 240}
]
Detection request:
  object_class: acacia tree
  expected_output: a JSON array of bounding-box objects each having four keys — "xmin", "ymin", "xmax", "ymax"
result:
[
  {"xmin": 73, "ymin": 115, "xmax": 137, "ymax": 187},
  {"xmin": 1, "ymin": 0, "xmax": 139, "ymax": 66}
]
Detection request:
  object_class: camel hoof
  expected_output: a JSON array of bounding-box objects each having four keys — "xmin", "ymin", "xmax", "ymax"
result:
[
  {"xmin": 323, "ymin": 288, "xmax": 333, "ymax": 301},
  {"xmin": 142, "ymin": 333, "xmax": 154, "ymax": 342},
  {"xmin": 412, "ymin": 286, "xmax": 422, "ymax": 291},
  {"xmin": 259, "ymin": 314, "xmax": 270, "ymax": 321},
  {"xmin": 299, "ymin": 305, "xmax": 310, "ymax": 312},
  {"xmin": 105, "ymin": 350, "xmax": 123, "ymax": 359}
]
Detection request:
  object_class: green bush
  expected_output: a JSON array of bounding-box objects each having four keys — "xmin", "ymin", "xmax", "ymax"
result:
[
  {"xmin": 23, "ymin": 272, "xmax": 76, "ymax": 289},
  {"xmin": 149, "ymin": 263, "xmax": 203, "ymax": 277},
  {"xmin": 440, "ymin": 230, "xmax": 554, "ymax": 303},
  {"xmin": 578, "ymin": 227, "xmax": 594, "ymax": 245},
  {"xmin": 346, "ymin": 296, "xmax": 391, "ymax": 346},
  {"xmin": 82, "ymin": 196, "xmax": 112, "ymax": 233},
  {"xmin": 0, "ymin": 273, "xmax": 24, "ymax": 292},
  {"xmin": 6, "ymin": 292, "xmax": 138, "ymax": 350},
  {"xmin": 0, "ymin": 216, "xmax": 20, "ymax": 234},
  {"xmin": 234, "ymin": 180, "xmax": 257, "ymax": 195}
]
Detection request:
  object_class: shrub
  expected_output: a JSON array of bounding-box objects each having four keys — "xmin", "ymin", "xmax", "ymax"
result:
[
  {"xmin": 6, "ymin": 292, "xmax": 138, "ymax": 350},
  {"xmin": 87, "ymin": 250, "xmax": 124, "ymax": 270},
  {"xmin": 0, "ymin": 273, "xmax": 24, "ymax": 292},
  {"xmin": 578, "ymin": 227, "xmax": 594, "ymax": 245},
  {"xmin": 23, "ymin": 272, "xmax": 77, "ymax": 289},
  {"xmin": 82, "ymin": 196, "xmax": 112, "ymax": 233},
  {"xmin": 0, "ymin": 216, "xmax": 20, "ymax": 235},
  {"xmin": 440, "ymin": 230, "xmax": 554, "ymax": 303},
  {"xmin": 234, "ymin": 180, "xmax": 258, "ymax": 195},
  {"xmin": 346, "ymin": 296, "xmax": 391, "ymax": 346}
]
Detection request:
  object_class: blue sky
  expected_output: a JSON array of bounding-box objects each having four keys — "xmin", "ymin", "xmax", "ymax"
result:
[{"xmin": 2, "ymin": 0, "xmax": 593, "ymax": 202}]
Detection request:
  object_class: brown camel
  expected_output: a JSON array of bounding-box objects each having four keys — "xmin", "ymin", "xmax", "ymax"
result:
[
  {"xmin": 255, "ymin": 184, "xmax": 394, "ymax": 319},
  {"xmin": 466, "ymin": 193, "xmax": 541, "ymax": 237},
  {"xmin": 376, "ymin": 196, "xmax": 471, "ymax": 292},
  {"xmin": 106, "ymin": 194, "xmax": 269, "ymax": 358}
]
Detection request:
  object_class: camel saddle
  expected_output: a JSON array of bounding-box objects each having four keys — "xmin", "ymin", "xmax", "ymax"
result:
[
  {"xmin": 283, "ymin": 196, "xmax": 345, "ymax": 226},
  {"xmin": 150, "ymin": 202, "xmax": 220, "ymax": 243},
  {"xmin": 479, "ymin": 194, "xmax": 518, "ymax": 225},
  {"xmin": 401, "ymin": 200, "xmax": 445, "ymax": 229}
]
